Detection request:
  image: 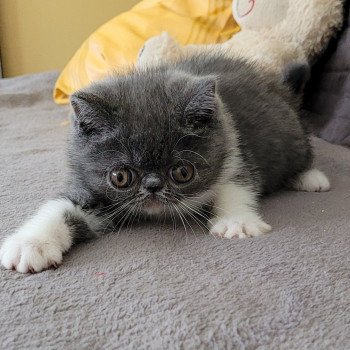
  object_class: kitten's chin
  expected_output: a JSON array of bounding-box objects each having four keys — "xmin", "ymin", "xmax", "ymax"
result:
[{"xmin": 142, "ymin": 198, "xmax": 165, "ymax": 216}]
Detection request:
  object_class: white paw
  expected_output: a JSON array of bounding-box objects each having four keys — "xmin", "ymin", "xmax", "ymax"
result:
[
  {"xmin": 0, "ymin": 199, "xmax": 73, "ymax": 273},
  {"xmin": 210, "ymin": 217, "xmax": 272, "ymax": 239},
  {"xmin": 293, "ymin": 168, "xmax": 330, "ymax": 192},
  {"xmin": 0, "ymin": 233, "xmax": 64, "ymax": 273}
]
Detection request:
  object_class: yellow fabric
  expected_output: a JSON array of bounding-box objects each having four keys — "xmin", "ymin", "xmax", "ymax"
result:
[{"xmin": 54, "ymin": 0, "xmax": 240, "ymax": 104}]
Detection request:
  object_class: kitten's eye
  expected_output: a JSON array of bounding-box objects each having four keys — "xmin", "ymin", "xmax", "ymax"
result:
[
  {"xmin": 169, "ymin": 164, "xmax": 194, "ymax": 184},
  {"xmin": 110, "ymin": 169, "xmax": 135, "ymax": 189}
]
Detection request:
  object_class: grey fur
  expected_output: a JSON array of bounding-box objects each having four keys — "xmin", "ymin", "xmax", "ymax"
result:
[{"xmin": 65, "ymin": 53, "xmax": 313, "ymax": 239}]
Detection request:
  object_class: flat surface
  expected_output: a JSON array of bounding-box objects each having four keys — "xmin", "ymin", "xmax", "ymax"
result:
[{"xmin": 1, "ymin": 72, "xmax": 350, "ymax": 349}]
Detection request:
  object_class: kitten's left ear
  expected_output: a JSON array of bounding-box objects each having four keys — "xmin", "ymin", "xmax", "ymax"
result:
[{"xmin": 184, "ymin": 77, "xmax": 218, "ymax": 130}]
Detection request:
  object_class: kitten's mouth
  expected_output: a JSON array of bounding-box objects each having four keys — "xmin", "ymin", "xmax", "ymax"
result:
[{"xmin": 143, "ymin": 195, "xmax": 165, "ymax": 215}]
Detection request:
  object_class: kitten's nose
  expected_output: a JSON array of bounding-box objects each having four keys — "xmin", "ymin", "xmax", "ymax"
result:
[{"xmin": 142, "ymin": 174, "xmax": 164, "ymax": 193}]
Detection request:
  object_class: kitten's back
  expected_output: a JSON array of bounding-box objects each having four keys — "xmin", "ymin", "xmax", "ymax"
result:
[{"xmin": 164, "ymin": 53, "xmax": 312, "ymax": 193}]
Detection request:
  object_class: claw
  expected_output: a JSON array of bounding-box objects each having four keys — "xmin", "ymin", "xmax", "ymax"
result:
[{"xmin": 50, "ymin": 262, "xmax": 59, "ymax": 269}]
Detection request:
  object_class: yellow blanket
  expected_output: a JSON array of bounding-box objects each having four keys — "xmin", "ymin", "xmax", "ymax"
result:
[{"xmin": 54, "ymin": 0, "xmax": 239, "ymax": 104}]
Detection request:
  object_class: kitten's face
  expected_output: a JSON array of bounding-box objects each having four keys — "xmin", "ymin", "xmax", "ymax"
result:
[{"xmin": 69, "ymin": 70, "xmax": 229, "ymax": 219}]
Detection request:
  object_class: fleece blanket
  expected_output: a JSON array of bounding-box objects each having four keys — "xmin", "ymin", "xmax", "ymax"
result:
[{"xmin": 0, "ymin": 72, "xmax": 350, "ymax": 349}]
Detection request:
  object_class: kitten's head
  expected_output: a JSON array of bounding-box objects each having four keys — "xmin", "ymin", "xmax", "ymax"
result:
[{"xmin": 69, "ymin": 69, "xmax": 231, "ymax": 219}]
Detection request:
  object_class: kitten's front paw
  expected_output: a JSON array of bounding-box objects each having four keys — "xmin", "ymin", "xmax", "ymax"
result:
[
  {"xmin": 0, "ymin": 202, "xmax": 74, "ymax": 273},
  {"xmin": 0, "ymin": 200, "xmax": 78, "ymax": 273},
  {"xmin": 210, "ymin": 217, "xmax": 272, "ymax": 239},
  {"xmin": 0, "ymin": 232, "xmax": 66, "ymax": 273}
]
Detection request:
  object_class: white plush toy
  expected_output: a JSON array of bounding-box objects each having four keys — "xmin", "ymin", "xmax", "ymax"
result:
[{"xmin": 138, "ymin": 0, "xmax": 344, "ymax": 74}]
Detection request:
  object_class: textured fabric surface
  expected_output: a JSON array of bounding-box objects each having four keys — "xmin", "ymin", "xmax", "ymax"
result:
[
  {"xmin": 1, "ymin": 72, "xmax": 350, "ymax": 349},
  {"xmin": 303, "ymin": 0, "xmax": 350, "ymax": 147}
]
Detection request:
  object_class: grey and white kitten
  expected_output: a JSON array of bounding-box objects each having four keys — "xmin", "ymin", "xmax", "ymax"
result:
[{"xmin": 0, "ymin": 53, "xmax": 330, "ymax": 273}]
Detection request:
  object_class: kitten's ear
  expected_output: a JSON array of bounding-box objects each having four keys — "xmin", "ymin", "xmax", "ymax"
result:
[
  {"xmin": 184, "ymin": 77, "xmax": 217, "ymax": 131},
  {"xmin": 70, "ymin": 91, "xmax": 108, "ymax": 135}
]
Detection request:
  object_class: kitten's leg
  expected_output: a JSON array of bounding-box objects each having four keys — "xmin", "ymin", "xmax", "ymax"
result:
[
  {"xmin": 0, "ymin": 198, "xmax": 100, "ymax": 273},
  {"xmin": 291, "ymin": 168, "xmax": 330, "ymax": 192},
  {"xmin": 210, "ymin": 182, "xmax": 271, "ymax": 239}
]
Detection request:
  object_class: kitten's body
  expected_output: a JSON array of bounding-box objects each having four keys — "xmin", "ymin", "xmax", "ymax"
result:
[
  {"xmin": 0, "ymin": 53, "xmax": 330, "ymax": 273},
  {"xmin": 173, "ymin": 56, "xmax": 312, "ymax": 194}
]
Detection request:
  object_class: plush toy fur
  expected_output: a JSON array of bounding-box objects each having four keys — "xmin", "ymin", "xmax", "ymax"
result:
[{"xmin": 138, "ymin": 0, "xmax": 344, "ymax": 74}]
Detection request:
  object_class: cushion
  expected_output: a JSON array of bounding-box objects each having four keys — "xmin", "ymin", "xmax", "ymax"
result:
[
  {"xmin": 53, "ymin": 0, "xmax": 239, "ymax": 104},
  {"xmin": 302, "ymin": 1, "xmax": 350, "ymax": 147}
]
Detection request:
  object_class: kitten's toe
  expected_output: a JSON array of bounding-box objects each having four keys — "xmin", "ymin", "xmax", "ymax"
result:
[
  {"xmin": 292, "ymin": 168, "xmax": 330, "ymax": 192},
  {"xmin": 210, "ymin": 217, "xmax": 272, "ymax": 239},
  {"xmin": 244, "ymin": 221, "xmax": 272, "ymax": 237},
  {"xmin": 225, "ymin": 223, "xmax": 247, "ymax": 239},
  {"xmin": 0, "ymin": 239, "xmax": 21, "ymax": 270}
]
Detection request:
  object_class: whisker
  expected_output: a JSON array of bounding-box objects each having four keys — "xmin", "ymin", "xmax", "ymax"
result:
[
  {"xmin": 167, "ymin": 201, "xmax": 177, "ymax": 233},
  {"xmin": 171, "ymin": 133, "xmax": 207, "ymax": 151},
  {"xmin": 99, "ymin": 200, "xmax": 133, "ymax": 223},
  {"xmin": 175, "ymin": 149, "xmax": 210, "ymax": 166},
  {"xmin": 115, "ymin": 204, "xmax": 137, "ymax": 235},
  {"xmin": 172, "ymin": 204, "xmax": 188, "ymax": 236},
  {"xmin": 126, "ymin": 200, "xmax": 142, "ymax": 232},
  {"xmin": 99, "ymin": 197, "xmax": 137, "ymax": 235},
  {"xmin": 183, "ymin": 195, "xmax": 230, "ymax": 216},
  {"xmin": 174, "ymin": 197, "xmax": 215, "ymax": 226},
  {"xmin": 177, "ymin": 202, "xmax": 209, "ymax": 236},
  {"xmin": 177, "ymin": 202, "xmax": 219, "ymax": 240},
  {"xmin": 176, "ymin": 204, "xmax": 198, "ymax": 237}
]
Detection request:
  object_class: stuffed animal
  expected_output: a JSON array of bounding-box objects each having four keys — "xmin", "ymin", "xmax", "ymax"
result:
[{"xmin": 137, "ymin": 0, "xmax": 344, "ymax": 74}]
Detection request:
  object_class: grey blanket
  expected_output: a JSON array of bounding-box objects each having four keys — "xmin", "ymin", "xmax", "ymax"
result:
[{"xmin": 1, "ymin": 72, "xmax": 350, "ymax": 349}]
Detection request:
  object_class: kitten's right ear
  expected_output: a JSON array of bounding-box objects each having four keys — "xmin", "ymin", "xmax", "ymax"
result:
[
  {"xmin": 70, "ymin": 91, "xmax": 108, "ymax": 135},
  {"xmin": 183, "ymin": 77, "xmax": 218, "ymax": 133}
]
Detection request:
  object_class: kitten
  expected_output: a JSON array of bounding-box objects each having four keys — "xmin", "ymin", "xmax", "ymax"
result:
[{"xmin": 0, "ymin": 53, "xmax": 330, "ymax": 273}]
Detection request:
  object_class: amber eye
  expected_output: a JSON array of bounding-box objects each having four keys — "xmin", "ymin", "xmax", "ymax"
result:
[
  {"xmin": 110, "ymin": 169, "xmax": 135, "ymax": 189},
  {"xmin": 169, "ymin": 164, "xmax": 194, "ymax": 184}
]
